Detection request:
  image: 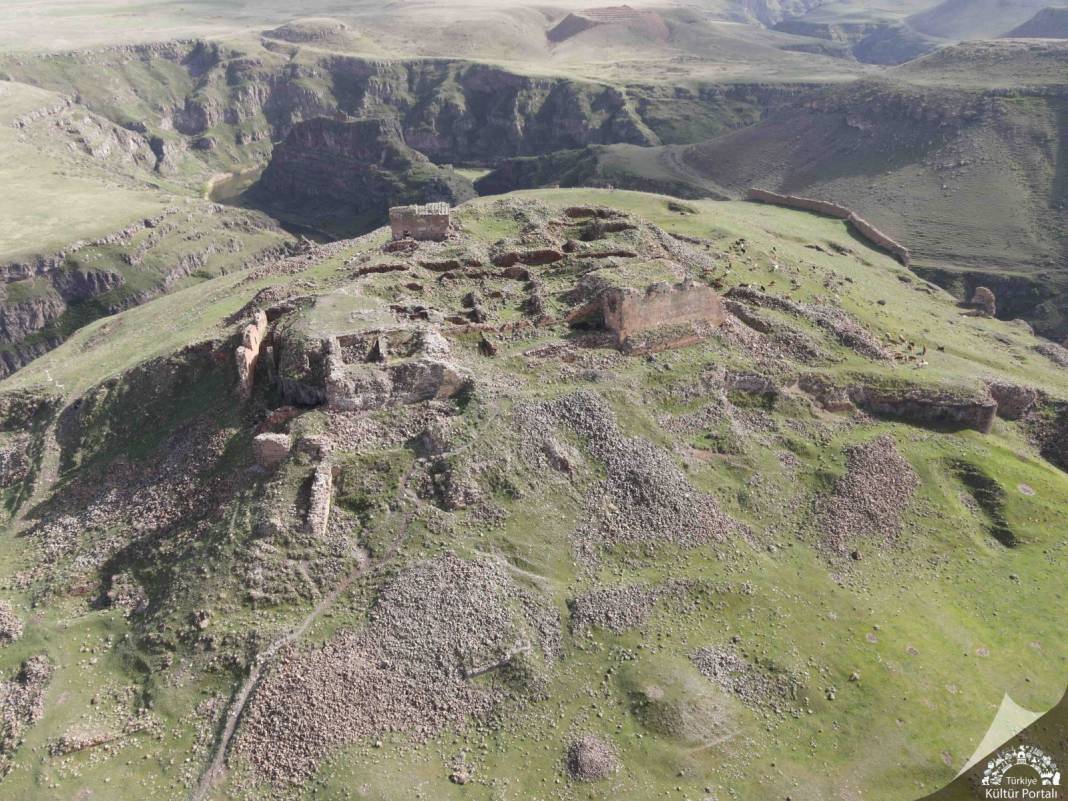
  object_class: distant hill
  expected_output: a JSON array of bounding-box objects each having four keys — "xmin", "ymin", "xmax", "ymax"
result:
[
  {"xmin": 547, "ymin": 6, "xmax": 669, "ymax": 44},
  {"xmin": 478, "ymin": 76, "xmax": 1068, "ymax": 339},
  {"xmin": 1004, "ymin": 6, "xmax": 1068, "ymax": 37},
  {"xmin": 908, "ymin": 0, "xmax": 1068, "ymax": 40}
]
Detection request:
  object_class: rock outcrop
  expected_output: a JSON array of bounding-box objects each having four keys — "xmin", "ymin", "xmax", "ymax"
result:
[
  {"xmin": 847, "ymin": 384, "xmax": 997, "ymax": 433},
  {"xmin": 253, "ymin": 117, "xmax": 474, "ymax": 234},
  {"xmin": 988, "ymin": 381, "xmax": 1038, "ymax": 420}
]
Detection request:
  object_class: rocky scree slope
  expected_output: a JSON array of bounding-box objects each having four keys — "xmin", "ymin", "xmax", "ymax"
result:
[{"xmin": 0, "ymin": 190, "xmax": 1067, "ymax": 800}]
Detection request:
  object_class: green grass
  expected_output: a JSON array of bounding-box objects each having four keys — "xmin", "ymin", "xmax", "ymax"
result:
[
  {"xmin": 2, "ymin": 188, "xmax": 1068, "ymax": 801},
  {"xmin": 0, "ymin": 82, "xmax": 169, "ymax": 263}
]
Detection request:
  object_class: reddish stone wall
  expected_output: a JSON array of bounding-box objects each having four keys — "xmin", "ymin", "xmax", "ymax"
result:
[
  {"xmin": 746, "ymin": 188, "xmax": 911, "ymax": 266},
  {"xmin": 603, "ymin": 281, "xmax": 725, "ymax": 344}
]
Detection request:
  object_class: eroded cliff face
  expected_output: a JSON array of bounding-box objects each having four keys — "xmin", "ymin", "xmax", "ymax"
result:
[
  {"xmin": 4, "ymin": 42, "xmax": 663, "ymax": 169},
  {"xmin": 253, "ymin": 117, "xmax": 476, "ymax": 234},
  {"xmin": 0, "ymin": 206, "xmax": 288, "ymax": 379}
]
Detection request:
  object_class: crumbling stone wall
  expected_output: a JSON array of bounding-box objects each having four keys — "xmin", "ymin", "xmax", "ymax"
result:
[
  {"xmin": 847, "ymin": 385, "xmax": 996, "ymax": 433},
  {"xmin": 746, "ymin": 188, "xmax": 911, "ymax": 266},
  {"xmin": 988, "ymin": 381, "xmax": 1038, "ymax": 420},
  {"xmin": 389, "ymin": 203, "xmax": 450, "ymax": 242},
  {"xmin": 305, "ymin": 461, "xmax": 333, "ymax": 537},
  {"xmin": 235, "ymin": 310, "xmax": 268, "ymax": 398},
  {"xmin": 602, "ymin": 280, "xmax": 726, "ymax": 346}
]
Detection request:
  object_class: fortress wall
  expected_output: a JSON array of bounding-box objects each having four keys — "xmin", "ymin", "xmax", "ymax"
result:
[{"xmin": 745, "ymin": 188, "xmax": 911, "ymax": 265}]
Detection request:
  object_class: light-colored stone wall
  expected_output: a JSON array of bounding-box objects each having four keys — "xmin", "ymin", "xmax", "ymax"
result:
[
  {"xmin": 746, "ymin": 188, "xmax": 911, "ymax": 266},
  {"xmin": 235, "ymin": 310, "xmax": 268, "ymax": 398},
  {"xmin": 389, "ymin": 203, "xmax": 450, "ymax": 242},
  {"xmin": 305, "ymin": 460, "xmax": 333, "ymax": 537}
]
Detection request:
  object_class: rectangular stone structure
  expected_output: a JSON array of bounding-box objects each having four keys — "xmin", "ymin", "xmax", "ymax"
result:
[
  {"xmin": 389, "ymin": 203, "xmax": 450, "ymax": 242},
  {"xmin": 602, "ymin": 280, "xmax": 726, "ymax": 346}
]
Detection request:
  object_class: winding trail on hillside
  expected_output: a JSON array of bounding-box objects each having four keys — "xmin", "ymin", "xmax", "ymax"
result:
[{"xmin": 190, "ymin": 463, "xmax": 419, "ymax": 801}]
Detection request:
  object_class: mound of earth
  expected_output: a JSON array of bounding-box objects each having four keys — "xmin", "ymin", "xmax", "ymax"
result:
[
  {"xmin": 0, "ymin": 601, "xmax": 22, "ymax": 645},
  {"xmin": 517, "ymin": 390, "xmax": 745, "ymax": 554},
  {"xmin": 569, "ymin": 580, "xmax": 691, "ymax": 632},
  {"xmin": 263, "ymin": 18, "xmax": 351, "ymax": 44},
  {"xmin": 0, "ymin": 656, "xmax": 52, "ymax": 773},
  {"xmin": 548, "ymin": 6, "xmax": 669, "ymax": 44},
  {"xmin": 236, "ymin": 554, "xmax": 560, "ymax": 783},
  {"xmin": 1003, "ymin": 7, "xmax": 1068, "ymax": 37},
  {"xmin": 818, "ymin": 434, "xmax": 920, "ymax": 556},
  {"xmin": 566, "ymin": 734, "xmax": 620, "ymax": 781},
  {"xmin": 691, "ymin": 644, "xmax": 804, "ymax": 712},
  {"xmin": 907, "ymin": 0, "xmax": 1058, "ymax": 40}
]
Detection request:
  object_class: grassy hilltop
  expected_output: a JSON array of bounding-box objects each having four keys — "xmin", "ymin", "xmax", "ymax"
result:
[
  {"xmin": 0, "ymin": 189, "xmax": 1065, "ymax": 801},
  {"xmin": 0, "ymin": 3, "xmax": 1067, "ymax": 798}
]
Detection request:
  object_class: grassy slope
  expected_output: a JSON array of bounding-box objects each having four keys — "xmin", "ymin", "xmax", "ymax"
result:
[
  {"xmin": 907, "ymin": 0, "xmax": 1068, "ymax": 40},
  {"xmin": 478, "ymin": 55, "xmax": 1068, "ymax": 334},
  {"xmin": 0, "ymin": 81, "xmax": 168, "ymax": 263},
  {"xmin": 0, "ymin": 189, "xmax": 1066, "ymax": 801}
]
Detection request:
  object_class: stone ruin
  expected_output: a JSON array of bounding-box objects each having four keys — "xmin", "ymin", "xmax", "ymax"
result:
[
  {"xmin": 746, "ymin": 188, "xmax": 911, "ymax": 266},
  {"xmin": 570, "ymin": 279, "xmax": 726, "ymax": 353},
  {"xmin": 970, "ymin": 286, "xmax": 997, "ymax": 317},
  {"xmin": 235, "ymin": 310, "xmax": 268, "ymax": 399},
  {"xmin": 389, "ymin": 203, "xmax": 450, "ymax": 242},
  {"xmin": 324, "ymin": 326, "xmax": 470, "ymax": 412},
  {"xmin": 603, "ymin": 280, "xmax": 725, "ymax": 345}
]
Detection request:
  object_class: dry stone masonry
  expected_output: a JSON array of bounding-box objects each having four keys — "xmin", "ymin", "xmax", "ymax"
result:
[
  {"xmin": 747, "ymin": 188, "xmax": 911, "ymax": 265},
  {"xmin": 389, "ymin": 203, "xmax": 451, "ymax": 242},
  {"xmin": 602, "ymin": 280, "xmax": 726, "ymax": 352},
  {"xmin": 235, "ymin": 310, "xmax": 268, "ymax": 398}
]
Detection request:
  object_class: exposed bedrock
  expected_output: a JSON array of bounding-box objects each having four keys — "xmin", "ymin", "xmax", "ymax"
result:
[{"xmin": 253, "ymin": 117, "xmax": 475, "ymax": 232}]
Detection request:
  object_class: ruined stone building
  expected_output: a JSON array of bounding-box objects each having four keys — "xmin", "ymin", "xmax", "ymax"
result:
[{"xmin": 389, "ymin": 203, "xmax": 450, "ymax": 241}]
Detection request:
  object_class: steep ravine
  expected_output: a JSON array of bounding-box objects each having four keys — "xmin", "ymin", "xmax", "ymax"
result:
[{"xmin": 0, "ymin": 39, "xmax": 819, "ymax": 378}]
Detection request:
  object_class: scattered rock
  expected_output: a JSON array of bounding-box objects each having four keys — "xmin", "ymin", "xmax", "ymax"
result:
[
  {"xmin": 0, "ymin": 602, "xmax": 22, "ymax": 645},
  {"xmin": 0, "ymin": 656, "xmax": 53, "ymax": 771},
  {"xmin": 691, "ymin": 645, "xmax": 802, "ymax": 712},
  {"xmin": 819, "ymin": 435, "xmax": 919, "ymax": 556},
  {"xmin": 236, "ymin": 554, "xmax": 560, "ymax": 784},
  {"xmin": 566, "ymin": 735, "xmax": 619, "ymax": 782}
]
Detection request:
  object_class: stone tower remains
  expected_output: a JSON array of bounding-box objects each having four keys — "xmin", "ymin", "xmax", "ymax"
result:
[{"xmin": 389, "ymin": 203, "xmax": 450, "ymax": 241}]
